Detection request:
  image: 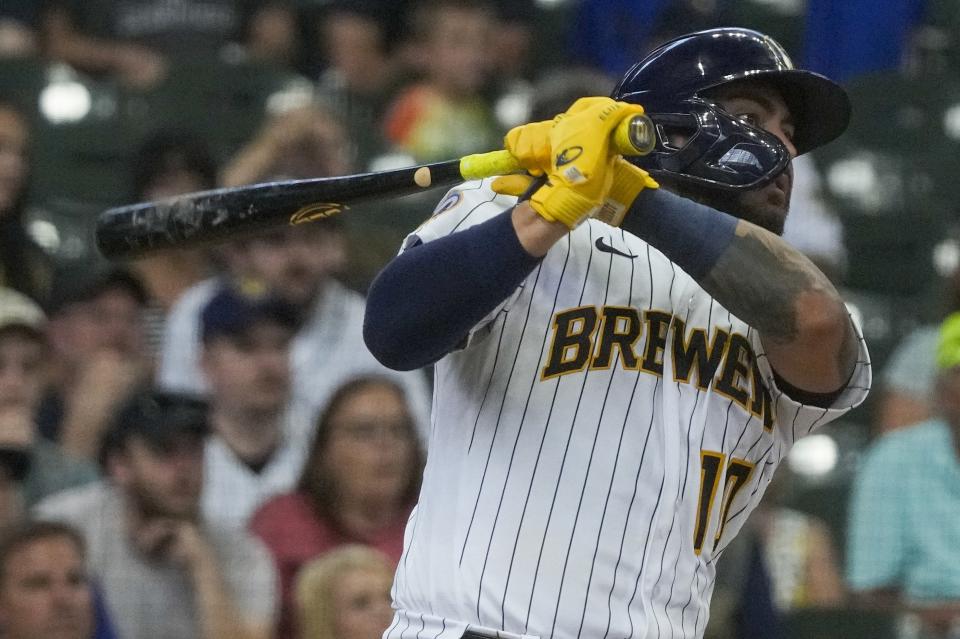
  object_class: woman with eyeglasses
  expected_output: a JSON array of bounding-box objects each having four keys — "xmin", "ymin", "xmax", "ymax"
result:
[{"xmin": 250, "ymin": 375, "xmax": 424, "ymax": 639}]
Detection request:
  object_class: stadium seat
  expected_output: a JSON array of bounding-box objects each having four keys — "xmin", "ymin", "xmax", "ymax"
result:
[
  {"xmin": 811, "ymin": 71, "xmax": 960, "ymax": 299},
  {"xmin": 24, "ymin": 196, "xmax": 109, "ymax": 267},
  {"xmin": 780, "ymin": 418, "xmax": 870, "ymax": 567},
  {"xmin": 0, "ymin": 57, "xmax": 48, "ymax": 116},
  {"xmin": 842, "ymin": 287, "xmax": 929, "ymax": 373},
  {"xmin": 28, "ymin": 71, "xmax": 136, "ymax": 211},
  {"xmin": 784, "ymin": 608, "xmax": 898, "ymax": 639},
  {"xmin": 137, "ymin": 57, "xmax": 315, "ymax": 163},
  {"xmin": 828, "ymin": 71, "xmax": 960, "ymax": 218},
  {"xmin": 838, "ymin": 209, "xmax": 942, "ymax": 296},
  {"xmin": 924, "ymin": 0, "xmax": 960, "ymax": 71}
]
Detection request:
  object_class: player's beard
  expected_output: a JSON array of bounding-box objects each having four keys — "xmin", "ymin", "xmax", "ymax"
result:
[{"xmin": 659, "ymin": 168, "xmax": 792, "ymax": 236}]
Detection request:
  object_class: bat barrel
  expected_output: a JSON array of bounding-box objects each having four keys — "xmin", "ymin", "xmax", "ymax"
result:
[
  {"xmin": 95, "ymin": 180, "xmax": 318, "ymax": 259},
  {"xmin": 96, "ymin": 161, "xmax": 464, "ymax": 259}
]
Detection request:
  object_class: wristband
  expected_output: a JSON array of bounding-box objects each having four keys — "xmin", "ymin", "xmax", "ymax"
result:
[{"xmin": 620, "ymin": 189, "xmax": 738, "ymax": 279}]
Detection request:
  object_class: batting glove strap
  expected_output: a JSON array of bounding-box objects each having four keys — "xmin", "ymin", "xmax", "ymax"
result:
[
  {"xmin": 596, "ymin": 160, "xmax": 659, "ymax": 227},
  {"xmin": 619, "ymin": 188, "xmax": 738, "ymax": 280}
]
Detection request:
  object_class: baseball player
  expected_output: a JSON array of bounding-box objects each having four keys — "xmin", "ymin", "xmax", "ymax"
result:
[{"xmin": 364, "ymin": 28, "xmax": 871, "ymax": 639}]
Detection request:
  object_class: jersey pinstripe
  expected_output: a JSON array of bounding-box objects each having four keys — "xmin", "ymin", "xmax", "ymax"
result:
[{"xmin": 385, "ymin": 179, "xmax": 871, "ymax": 639}]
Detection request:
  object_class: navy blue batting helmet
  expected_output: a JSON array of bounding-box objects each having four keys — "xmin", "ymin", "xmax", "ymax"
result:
[{"xmin": 612, "ymin": 27, "xmax": 851, "ymax": 190}]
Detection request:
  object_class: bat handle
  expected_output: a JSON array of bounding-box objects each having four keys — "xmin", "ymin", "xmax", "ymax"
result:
[{"xmin": 458, "ymin": 113, "xmax": 657, "ymax": 181}]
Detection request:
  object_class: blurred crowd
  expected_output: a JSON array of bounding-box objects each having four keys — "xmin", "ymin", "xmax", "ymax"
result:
[{"xmin": 2, "ymin": 0, "xmax": 960, "ymax": 638}]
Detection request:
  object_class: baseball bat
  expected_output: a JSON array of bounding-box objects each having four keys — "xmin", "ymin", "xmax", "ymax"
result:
[{"xmin": 96, "ymin": 114, "xmax": 657, "ymax": 259}]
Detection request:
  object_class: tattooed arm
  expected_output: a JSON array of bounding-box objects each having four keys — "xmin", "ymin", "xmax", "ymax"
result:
[
  {"xmin": 409, "ymin": 190, "xmax": 858, "ymax": 392},
  {"xmin": 621, "ymin": 189, "xmax": 857, "ymax": 394},
  {"xmin": 699, "ymin": 220, "xmax": 857, "ymax": 393}
]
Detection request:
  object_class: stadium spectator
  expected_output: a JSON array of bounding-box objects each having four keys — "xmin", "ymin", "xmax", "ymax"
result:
[
  {"xmin": 251, "ymin": 376, "xmax": 423, "ymax": 639},
  {"xmin": 126, "ymin": 130, "xmax": 217, "ymax": 357},
  {"xmin": 526, "ymin": 67, "xmax": 617, "ymax": 122},
  {"xmin": 847, "ymin": 311, "xmax": 960, "ymax": 637},
  {"xmin": 294, "ymin": 545, "xmax": 396, "ymax": 639},
  {"xmin": 0, "ymin": 100, "xmax": 51, "ymax": 303},
  {"xmin": 38, "ymin": 268, "xmax": 151, "ymax": 460},
  {"xmin": 382, "ymin": 0, "xmax": 501, "ymax": 163},
  {"xmin": 40, "ymin": 0, "xmax": 299, "ymax": 89},
  {"xmin": 312, "ymin": 1, "xmax": 405, "ymax": 169},
  {"xmin": 0, "ymin": 287, "xmax": 97, "ymax": 520},
  {"xmin": 0, "ymin": 521, "xmax": 96, "ymax": 639},
  {"xmin": 781, "ymin": 154, "xmax": 848, "ymax": 285},
  {"xmin": 753, "ymin": 472, "xmax": 846, "ymax": 612},
  {"xmin": 0, "ymin": 4, "xmax": 39, "ymax": 57},
  {"xmin": 704, "ymin": 519, "xmax": 783, "ymax": 639},
  {"xmin": 875, "ymin": 324, "xmax": 940, "ymax": 433},
  {"xmin": 198, "ymin": 286, "xmax": 312, "ymax": 529},
  {"xmin": 488, "ymin": 0, "xmax": 537, "ymax": 81},
  {"xmin": 219, "ymin": 104, "xmax": 353, "ymax": 189},
  {"xmin": 241, "ymin": 1, "xmax": 302, "ymax": 70},
  {"xmin": 35, "ymin": 388, "xmax": 276, "ymax": 639},
  {"xmin": 874, "ymin": 267, "xmax": 960, "ymax": 434},
  {"xmin": 159, "ymin": 104, "xmax": 432, "ymax": 440}
]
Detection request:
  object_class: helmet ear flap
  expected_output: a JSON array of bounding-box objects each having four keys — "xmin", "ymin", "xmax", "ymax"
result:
[{"xmin": 631, "ymin": 101, "xmax": 790, "ymax": 191}]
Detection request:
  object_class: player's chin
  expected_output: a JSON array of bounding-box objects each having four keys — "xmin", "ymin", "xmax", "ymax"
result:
[
  {"xmin": 737, "ymin": 190, "xmax": 788, "ymax": 235},
  {"xmin": 754, "ymin": 207, "xmax": 787, "ymax": 235}
]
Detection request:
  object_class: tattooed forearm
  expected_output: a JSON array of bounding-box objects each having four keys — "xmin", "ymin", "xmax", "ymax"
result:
[
  {"xmin": 619, "ymin": 188, "xmax": 859, "ymax": 390},
  {"xmin": 699, "ymin": 221, "xmax": 837, "ymax": 342}
]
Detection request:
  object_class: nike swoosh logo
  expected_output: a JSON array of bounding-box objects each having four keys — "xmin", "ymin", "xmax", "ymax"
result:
[{"xmin": 595, "ymin": 237, "xmax": 637, "ymax": 259}]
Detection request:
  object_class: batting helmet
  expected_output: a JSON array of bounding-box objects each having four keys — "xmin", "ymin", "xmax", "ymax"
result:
[{"xmin": 612, "ymin": 27, "xmax": 851, "ymax": 190}]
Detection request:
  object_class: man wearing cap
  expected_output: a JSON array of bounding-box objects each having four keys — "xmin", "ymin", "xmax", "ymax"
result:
[
  {"xmin": 847, "ymin": 312, "xmax": 960, "ymax": 638},
  {"xmin": 34, "ymin": 388, "xmax": 276, "ymax": 639},
  {"xmin": 198, "ymin": 286, "xmax": 315, "ymax": 529},
  {"xmin": 0, "ymin": 287, "xmax": 97, "ymax": 523},
  {"xmin": 39, "ymin": 267, "xmax": 152, "ymax": 461},
  {"xmin": 158, "ymin": 223, "xmax": 434, "ymax": 444}
]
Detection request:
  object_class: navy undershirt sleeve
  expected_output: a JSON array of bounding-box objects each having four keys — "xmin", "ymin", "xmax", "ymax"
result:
[
  {"xmin": 619, "ymin": 188, "xmax": 738, "ymax": 280},
  {"xmin": 363, "ymin": 209, "xmax": 541, "ymax": 371}
]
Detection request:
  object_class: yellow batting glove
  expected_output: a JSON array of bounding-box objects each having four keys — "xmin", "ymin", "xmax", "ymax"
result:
[
  {"xmin": 503, "ymin": 120, "xmax": 553, "ymax": 177},
  {"xmin": 491, "ymin": 174, "xmax": 536, "ymax": 197},
  {"xmin": 531, "ymin": 97, "xmax": 646, "ymax": 229},
  {"xmin": 493, "ymin": 161, "xmax": 660, "ymax": 226},
  {"xmin": 593, "ymin": 158, "xmax": 660, "ymax": 227}
]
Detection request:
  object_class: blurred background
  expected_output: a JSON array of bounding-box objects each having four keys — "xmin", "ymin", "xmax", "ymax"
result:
[{"xmin": 1, "ymin": 0, "xmax": 959, "ymax": 638}]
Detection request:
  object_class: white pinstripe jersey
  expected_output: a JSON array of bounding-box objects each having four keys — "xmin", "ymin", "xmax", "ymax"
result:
[{"xmin": 385, "ymin": 179, "xmax": 871, "ymax": 639}]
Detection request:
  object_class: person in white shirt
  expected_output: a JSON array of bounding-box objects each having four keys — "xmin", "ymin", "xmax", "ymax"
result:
[
  {"xmin": 197, "ymin": 285, "xmax": 315, "ymax": 529},
  {"xmin": 35, "ymin": 389, "xmax": 276, "ymax": 639},
  {"xmin": 158, "ymin": 221, "xmax": 433, "ymax": 444}
]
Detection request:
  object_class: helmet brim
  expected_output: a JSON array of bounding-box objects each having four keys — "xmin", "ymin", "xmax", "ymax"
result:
[{"xmin": 708, "ymin": 69, "xmax": 851, "ymax": 156}]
